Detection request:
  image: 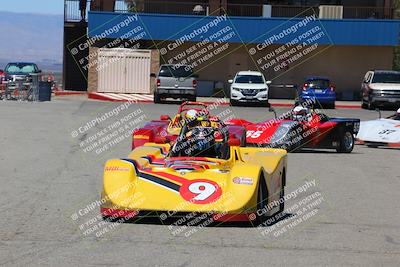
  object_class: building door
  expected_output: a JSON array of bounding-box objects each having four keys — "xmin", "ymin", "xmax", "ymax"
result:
[{"xmin": 97, "ymin": 48, "xmax": 151, "ymax": 94}]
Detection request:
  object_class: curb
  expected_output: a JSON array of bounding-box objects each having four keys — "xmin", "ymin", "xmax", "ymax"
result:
[
  {"xmin": 85, "ymin": 93, "xmax": 361, "ymax": 109},
  {"xmin": 54, "ymin": 91, "xmax": 87, "ymax": 96}
]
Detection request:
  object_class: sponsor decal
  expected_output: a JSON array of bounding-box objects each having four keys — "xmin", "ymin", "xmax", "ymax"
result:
[
  {"xmin": 233, "ymin": 177, "xmax": 254, "ymax": 185},
  {"xmin": 105, "ymin": 166, "xmax": 130, "ymax": 172}
]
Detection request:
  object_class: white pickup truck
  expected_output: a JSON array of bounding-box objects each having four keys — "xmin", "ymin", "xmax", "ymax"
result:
[{"xmin": 361, "ymin": 70, "xmax": 400, "ymax": 109}]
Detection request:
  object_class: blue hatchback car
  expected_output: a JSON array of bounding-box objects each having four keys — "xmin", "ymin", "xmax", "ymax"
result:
[{"xmin": 299, "ymin": 77, "xmax": 336, "ymax": 109}]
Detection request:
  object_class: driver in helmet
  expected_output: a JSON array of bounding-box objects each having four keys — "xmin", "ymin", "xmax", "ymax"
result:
[
  {"xmin": 185, "ymin": 109, "xmax": 198, "ymax": 122},
  {"xmin": 184, "ymin": 126, "xmax": 216, "ymax": 157},
  {"xmin": 292, "ymin": 106, "xmax": 310, "ymax": 122},
  {"xmin": 394, "ymin": 108, "xmax": 400, "ymax": 121}
]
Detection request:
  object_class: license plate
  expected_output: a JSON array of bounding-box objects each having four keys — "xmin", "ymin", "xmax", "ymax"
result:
[
  {"xmin": 168, "ymin": 90, "xmax": 182, "ymax": 94},
  {"xmin": 245, "ymin": 96, "xmax": 254, "ymax": 100},
  {"xmin": 314, "ymin": 89, "xmax": 323, "ymax": 93}
]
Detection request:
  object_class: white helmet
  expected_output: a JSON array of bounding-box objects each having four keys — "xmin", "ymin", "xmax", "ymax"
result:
[
  {"xmin": 186, "ymin": 109, "xmax": 198, "ymax": 120},
  {"xmin": 293, "ymin": 106, "xmax": 308, "ymax": 120}
]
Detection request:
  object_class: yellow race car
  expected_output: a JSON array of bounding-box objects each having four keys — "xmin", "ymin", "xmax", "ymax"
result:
[{"xmin": 101, "ymin": 118, "xmax": 287, "ymax": 224}]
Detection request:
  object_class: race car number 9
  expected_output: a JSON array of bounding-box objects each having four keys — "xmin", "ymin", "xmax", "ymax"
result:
[
  {"xmin": 246, "ymin": 130, "xmax": 263, "ymax": 139},
  {"xmin": 179, "ymin": 180, "xmax": 222, "ymax": 204}
]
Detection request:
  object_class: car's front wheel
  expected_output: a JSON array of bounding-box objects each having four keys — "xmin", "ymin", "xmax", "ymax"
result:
[
  {"xmin": 336, "ymin": 129, "xmax": 354, "ymax": 153},
  {"xmin": 361, "ymin": 100, "xmax": 368, "ymax": 109},
  {"xmin": 278, "ymin": 171, "xmax": 286, "ymax": 213},
  {"xmin": 261, "ymin": 100, "xmax": 270, "ymax": 107},
  {"xmin": 367, "ymin": 99, "xmax": 375, "ymax": 110}
]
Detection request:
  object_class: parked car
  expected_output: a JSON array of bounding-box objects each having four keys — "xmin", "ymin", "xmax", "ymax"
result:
[
  {"xmin": 356, "ymin": 108, "xmax": 400, "ymax": 147},
  {"xmin": 299, "ymin": 77, "xmax": 336, "ymax": 109},
  {"xmin": 4, "ymin": 62, "xmax": 41, "ymax": 82},
  {"xmin": 361, "ymin": 70, "xmax": 400, "ymax": 109},
  {"xmin": 0, "ymin": 69, "xmax": 5, "ymax": 83},
  {"xmin": 229, "ymin": 71, "xmax": 271, "ymax": 107},
  {"xmin": 153, "ymin": 64, "xmax": 198, "ymax": 103}
]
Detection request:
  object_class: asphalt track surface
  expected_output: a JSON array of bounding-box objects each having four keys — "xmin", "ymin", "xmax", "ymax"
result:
[{"xmin": 1, "ymin": 97, "xmax": 399, "ymax": 266}]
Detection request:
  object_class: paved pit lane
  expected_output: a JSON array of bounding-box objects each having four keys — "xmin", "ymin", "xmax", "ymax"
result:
[{"xmin": 0, "ymin": 98, "xmax": 399, "ymax": 266}]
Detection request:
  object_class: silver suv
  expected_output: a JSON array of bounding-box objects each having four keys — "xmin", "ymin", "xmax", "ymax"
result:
[
  {"xmin": 361, "ymin": 70, "xmax": 400, "ymax": 109},
  {"xmin": 153, "ymin": 64, "xmax": 198, "ymax": 103}
]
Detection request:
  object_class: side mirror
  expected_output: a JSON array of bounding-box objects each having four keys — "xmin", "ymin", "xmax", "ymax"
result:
[
  {"xmin": 266, "ymin": 80, "xmax": 272, "ymax": 85},
  {"xmin": 375, "ymin": 108, "xmax": 382, "ymax": 119},
  {"xmin": 228, "ymin": 79, "xmax": 233, "ymax": 84},
  {"xmin": 150, "ymin": 73, "xmax": 157, "ymax": 78},
  {"xmin": 269, "ymin": 107, "xmax": 277, "ymax": 119},
  {"xmin": 160, "ymin": 115, "xmax": 171, "ymax": 121}
]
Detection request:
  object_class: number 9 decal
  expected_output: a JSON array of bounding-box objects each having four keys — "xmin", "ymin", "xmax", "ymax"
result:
[{"xmin": 179, "ymin": 180, "xmax": 222, "ymax": 204}]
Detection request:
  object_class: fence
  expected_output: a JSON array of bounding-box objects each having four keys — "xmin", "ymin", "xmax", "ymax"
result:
[{"xmin": 64, "ymin": 0, "xmax": 395, "ymax": 22}]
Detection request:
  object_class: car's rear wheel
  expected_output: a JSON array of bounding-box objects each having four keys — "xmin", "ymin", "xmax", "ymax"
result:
[
  {"xmin": 361, "ymin": 102, "xmax": 367, "ymax": 109},
  {"xmin": 154, "ymin": 92, "xmax": 162, "ymax": 104},
  {"xmin": 336, "ymin": 129, "xmax": 354, "ymax": 153},
  {"xmin": 256, "ymin": 174, "xmax": 269, "ymax": 225},
  {"xmin": 327, "ymin": 102, "xmax": 335, "ymax": 109}
]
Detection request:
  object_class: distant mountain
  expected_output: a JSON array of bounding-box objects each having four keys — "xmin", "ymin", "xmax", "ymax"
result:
[{"xmin": 0, "ymin": 11, "xmax": 63, "ymax": 72}]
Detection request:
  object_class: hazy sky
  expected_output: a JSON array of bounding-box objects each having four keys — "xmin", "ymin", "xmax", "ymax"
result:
[{"xmin": 0, "ymin": 0, "xmax": 64, "ymax": 15}]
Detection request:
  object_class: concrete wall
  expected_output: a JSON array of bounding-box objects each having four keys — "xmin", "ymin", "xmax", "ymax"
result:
[
  {"xmin": 157, "ymin": 41, "xmax": 393, "ymax": 99},
  {"xmin": 87, "ymin": 40, "xmax": 392, "ymax": 99}
]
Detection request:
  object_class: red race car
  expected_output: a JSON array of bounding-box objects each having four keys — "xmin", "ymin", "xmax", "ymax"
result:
[
  {"xmin": 226, "ymin": 106, "xmax": 360, "ymax": 153},
  {"xmin": 132, "ymin": 102, "xmax": 246, "ymax": 150}
]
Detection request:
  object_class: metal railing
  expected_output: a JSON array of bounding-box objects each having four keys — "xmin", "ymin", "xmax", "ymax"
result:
[
  {"xmin": 64, "ymin": 0, "xmax": 395, "ymax": 22},
  {"xmin": 272, "ymin": 5, "xmax": 316, "ymax": 18},
  {"xmin": 343, "ymin": 6, "xmax": 394, "ymax": 19},
  {"xmin": 65, "ymin": 0, "xmax": 91, "ymax": 22}
]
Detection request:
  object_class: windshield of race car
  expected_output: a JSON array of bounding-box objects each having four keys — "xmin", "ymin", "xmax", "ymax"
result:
[
  {"xmin": 170, "ymin": 126, "xmax": 216, "ymax": 158},
  {"xmin": 170, "ymin": 119, "xmax": 229, "ymax": 159}
]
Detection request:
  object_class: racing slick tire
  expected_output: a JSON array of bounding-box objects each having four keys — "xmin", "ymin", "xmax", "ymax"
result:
[
  {"xmin": 154, "ymin": 92, "xmax": 162, "ymax": 104},
  {"xmin": 255, "ymin": 174, "xmax": 269, "ymax": 225},
  {"xmin": 278, "ymin": 171, "xmax": 286, "ymax": 213},
  {"xmin": 336, "ymin": 128, "xmax": 355, "ymax": 153}
]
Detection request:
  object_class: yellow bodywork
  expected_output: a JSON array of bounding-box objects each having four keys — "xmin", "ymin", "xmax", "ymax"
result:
[{"xmin": 102, "ymin": 143, "xmax": 287, "ymax": 216}]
